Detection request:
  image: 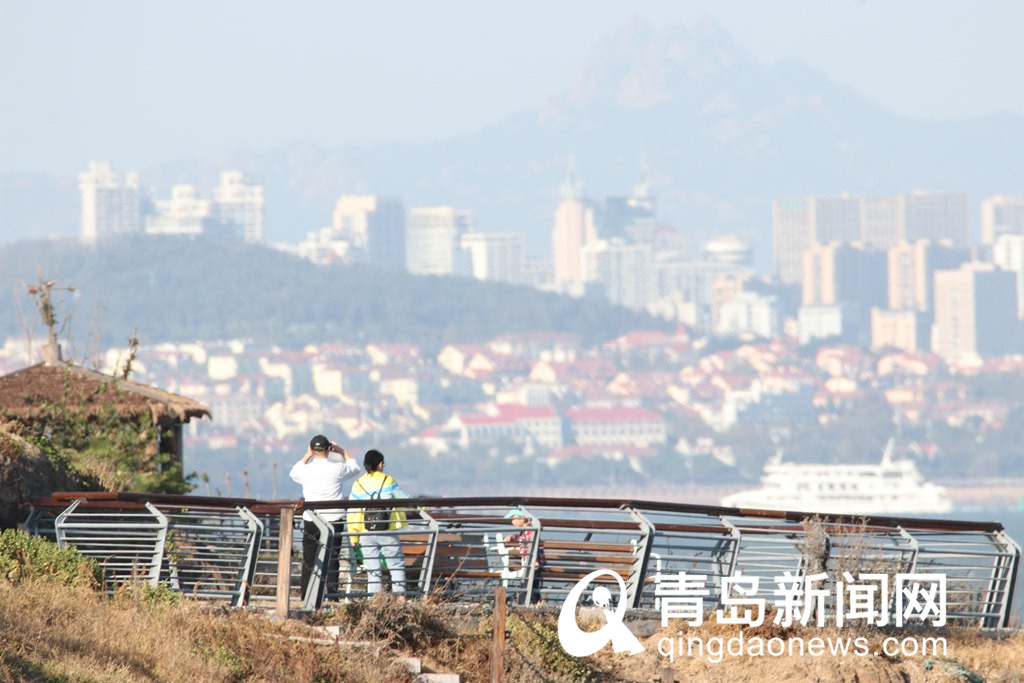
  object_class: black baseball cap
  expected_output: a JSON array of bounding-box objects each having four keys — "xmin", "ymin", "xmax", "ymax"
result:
[{"xmin": 309, "ymin": 434, "xmax": 331, "ymax": 451}]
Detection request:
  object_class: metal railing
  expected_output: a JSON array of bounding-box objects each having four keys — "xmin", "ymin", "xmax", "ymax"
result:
[{"xmin": 27, "ymin": 492, "xmax": 1022, "ymax": 628}]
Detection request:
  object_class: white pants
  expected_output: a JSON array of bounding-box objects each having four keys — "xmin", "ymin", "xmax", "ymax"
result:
[{"xmin": 361, "ymin": 533, "xmax": 406, "ymax": 594}]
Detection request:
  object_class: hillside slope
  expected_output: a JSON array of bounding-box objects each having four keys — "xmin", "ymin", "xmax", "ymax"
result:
[{"xmin": 0, "ymin": 236, "xmax": 667, "ymax": 349}]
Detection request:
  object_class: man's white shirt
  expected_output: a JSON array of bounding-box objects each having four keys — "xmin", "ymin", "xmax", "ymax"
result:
[{"xmin": 289, "ymin": 455, "xmax": 361, "ymax": 522}]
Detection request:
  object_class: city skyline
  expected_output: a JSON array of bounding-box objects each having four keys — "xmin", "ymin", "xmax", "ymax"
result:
[{"xmin": 64, "ymin": 152, "xmax": 1024, "ymax": 368}]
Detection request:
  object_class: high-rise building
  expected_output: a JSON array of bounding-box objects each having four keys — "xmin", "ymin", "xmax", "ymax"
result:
[
  {"xmin": 801, "ymin": 243, "xmax": 887, "ymax": 309},
  {"xmin": 365, "ymin": 198, "xmax": 406, "ymax": 270},
  {"xmin": 209, "ymin": 171, "xmax": 264, "ymax": 243},
  {"xmin": 773, "ymin": 196, "xmax": 860, "ymax": 284},
  {"xmin": 993, "ymin": 233, "xmax": 1024, "ymax": 317},
  {"xmin": 600, "ymin": 166, "xmax": 656, "ymax": 242},
  {"xmin": 716, "ymin": 292, "xmax": 780, "ymax": 339},
  {"xmin": 773, "ymin": 192, "xmax": 969, "ymax": 284},
  {"xmin": 406, "ymin": 207, "xmax": 472, "ymax": 275},
  {"xmin": 331, "ymin": 195, "xmax": 379, "ymax": 248},
  {"xmin": 552, "ymin": 158, "xmax": 598, "ymax": 285},
  {"xmin": 79, "ymin": 162, "xmax": 142, "ymax": 245},
  {"xmin": 887, "ymin": 240, "xmax": 971, "ymax": 313},
  {"xmin": 798, "ymin": 304, "xmax": 861, "ymax": 344},
  {"xmin": 982, "ymin": 195, "xmax": 1024, "ymax": 244},
  {"xmin": 932, "ymin": 263, "xmax": 1019, "ymax": 360},
  {"xmin": 582, "ymin": 239, "xmax": 654, "ymax": 310},
  {"xmin": 813, "ymin": 196, "xmax": 862, "ymax": 244},
  {"xmin": 654, "ymin": 258, "xmax": 751, "ymax": 331},
  {"xmin": 772, "ymin": 197, "xmax": 815, "ymax": 285},
  {"xmin": 860, "ymin": 195, "xmax": 903, "ymax": 247},
  {"xmin": 870, "ymin": 308, "xmax": 930, "ymax": 352},
  {"xmin": 903, "ymin": 192, "xmax": 969, "ymax": 244},
  {"xmin": 460, "ymin": 232, "xmax": 522, "ymax": 285},
  {"xmin": 520, "ymin": 259, "xmax": 555, "ymax": 289},
  {"xmin": 146, "ymin": 185, "xmax": 209, "ymax": 236}
]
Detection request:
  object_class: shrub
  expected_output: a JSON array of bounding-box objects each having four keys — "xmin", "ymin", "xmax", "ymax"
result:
[{"xmin": 0, "ymin": 528, "xmax": 100, "ymax": 587}]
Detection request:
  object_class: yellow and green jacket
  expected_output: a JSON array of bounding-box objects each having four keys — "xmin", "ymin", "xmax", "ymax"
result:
[{"xmin": 347, "ymin": 471, "xmax": 409, "ymax": 535}]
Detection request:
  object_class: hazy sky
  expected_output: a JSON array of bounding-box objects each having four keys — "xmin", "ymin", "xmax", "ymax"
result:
[{"xmin": 2, "ymin": 0, "xmax": 1022, "ymax": 174}]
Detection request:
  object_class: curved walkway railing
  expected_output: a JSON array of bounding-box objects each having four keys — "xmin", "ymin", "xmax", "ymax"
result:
[{"xmin": 25, "ymin": 492, "xmax": 1021, "ymax": 628}]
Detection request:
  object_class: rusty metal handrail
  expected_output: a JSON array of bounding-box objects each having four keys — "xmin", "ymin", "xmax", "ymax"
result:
[
  {"xmin": 33, "ymin": 492, "xmax": 1010, "ymax": 533},
  {"xmin": 27, "ymin": 492, "xmax": 1020, "ymax": 627}
]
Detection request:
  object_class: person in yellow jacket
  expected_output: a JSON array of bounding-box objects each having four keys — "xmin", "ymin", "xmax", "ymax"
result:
[{"xmin": 347, "ymin": 449, "xmax": 409, "ymax": 596}]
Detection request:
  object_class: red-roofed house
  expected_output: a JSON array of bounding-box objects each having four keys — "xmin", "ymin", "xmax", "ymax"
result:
[{"xmin": 447, "ymin": 403, "xmax": 563, "ymax": 449}]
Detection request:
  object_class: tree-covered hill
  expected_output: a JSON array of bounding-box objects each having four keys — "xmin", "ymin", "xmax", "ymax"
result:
[{"xmin": 0, "ymin": 236, "xmax": 669, "ymax": 350}]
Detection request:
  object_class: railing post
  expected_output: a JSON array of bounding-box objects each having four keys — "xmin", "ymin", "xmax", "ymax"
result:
[
  {"xmin": 236, "ymin": 506, "xmax": 264, "ymax": 608},
  {"xmin": 276, "ymin": 507, "xmax": 294, "ymax": 618},
  {"xmin": 521, "ymin": 507, "xmax": 541, "ymax": 606},
  {"xmin": 625, "ymin": 506, "xmax": 655, "ymax": 608},
  {"xmin": 417, "ymin": 509, "xmax": 440, "ymax": 595},
  {"xmin": 490, "ymin": 586, "xmax": 506, "ymax": 683},
  {"xmin": 303, "ymin": 511, "xmax": 334, "ymax": 610},
  {"xmin": 994, "ymin": 530, "xmax": 1021, "ymax": 629},
  {"xmin": 719, "ymin": 517, "xmax": 743, "ymax": 609},
  {"xmin": 53, "ymin": 499, "xmax": 81, "ymax": 550},
  {"xmin": 23, "ymin": 508, "xmax": 42, "ymax": 535},
  {"xmin": 143, "ymin": 502, "xmax": 170, "ymax": 588}
]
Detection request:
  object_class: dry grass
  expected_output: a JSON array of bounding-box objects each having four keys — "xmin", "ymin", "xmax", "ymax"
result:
[
  {"xmin": 592, "ymin": 617, "xmax": 1024, "ymax": 683},
  {"xmin": 0, "ymin": 580, "xmax": 412, "ymax": 683},
  {"xmin": 3, "ymin": 578, "xmax": 1023, "ymax": 683},
  {"xmin": 323, "ymin": 597, "xmax": 601, "ymax": 683}
]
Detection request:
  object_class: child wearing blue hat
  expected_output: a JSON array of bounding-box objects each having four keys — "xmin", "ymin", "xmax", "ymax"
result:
[{"xmin": 505, "ymin": 507, "xmax": 544, "ymax": 603}]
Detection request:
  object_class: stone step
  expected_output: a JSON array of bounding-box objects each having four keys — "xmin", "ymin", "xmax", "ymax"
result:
[{"xmin": 414, "ymin": 674, "xmax": 460, "ymax": 683}]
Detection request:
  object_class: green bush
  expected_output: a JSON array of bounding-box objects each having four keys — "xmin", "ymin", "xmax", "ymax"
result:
[{"xmin": 0, "ymin": 529, "xmax": 100, "ymax": 587}]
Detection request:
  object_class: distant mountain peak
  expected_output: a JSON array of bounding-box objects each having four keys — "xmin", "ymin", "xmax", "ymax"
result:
[{"xmin": 566, "ymin": 18, "xmax": 757, "ymax": 109}]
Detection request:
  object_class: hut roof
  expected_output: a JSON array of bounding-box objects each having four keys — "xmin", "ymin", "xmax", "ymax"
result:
[{"xmin": 0, "ymin": 363, "xmax": 211, "ymax": 425}]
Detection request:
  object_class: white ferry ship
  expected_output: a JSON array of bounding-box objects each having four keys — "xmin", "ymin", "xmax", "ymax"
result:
[{"xmin": 720, "ymin": 441, "xmax": 953, "ymax": 515}]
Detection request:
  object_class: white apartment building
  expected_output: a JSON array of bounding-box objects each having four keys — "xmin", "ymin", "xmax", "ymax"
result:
[
  {"xmin": 146, "ymin": 185, "xmax": 209, "ymax": 236},
  {"xmin": 982, "ymin": 195, "xmax": 1024, "ymax": 244},
  {"xmin": 79, "ymin": 162, "xmax": 142, "ymax": 245},
  {"xmin": 406, "ymin": 207, "xmax": 472, "ymax": 275},
  {"xmin": 993, "ymin": 233, "xmax": 1024, "ymax": 316},
  {"xmin": 798, "ymin": 304, "xmax": 852, "ymax": 344},
  {"xmin": 460, "ymin": 232, "xmax": 523, "ymax": 284},
  {"xmin": 654, "ymin": 258, "xmax": 752, "ymax": 331},
  {"xmin": 292, "ymin": 194, "xmax": 397, "ymax": 265},
  {"xmin": 716, "ymin": 292, "xmax": 780, "ymax": 339},
  {"xmin": 210, "ymin": 171, "xmax": 264, "ymax": 243},
  {"xmin": 331, "ymin": 194, "xmax": 387, "ymax": 248},
  {"xmin": 582, "ymin": 239, "xmax": 655, "ymax": 310}
]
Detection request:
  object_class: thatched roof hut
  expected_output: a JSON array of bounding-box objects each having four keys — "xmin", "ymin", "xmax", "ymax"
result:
[
  {"xmin": 0, "ymin": 361, "xmax": 211, "ymax": 470},
  {"xmin": 0, "ymin": 363, "xmax": 210, "ymax": 423}
]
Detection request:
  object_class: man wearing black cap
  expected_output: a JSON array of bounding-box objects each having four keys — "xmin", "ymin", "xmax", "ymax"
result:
[{"xmin": 289, "ymin": 434, "xmax": 361, "ymax": 599}]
